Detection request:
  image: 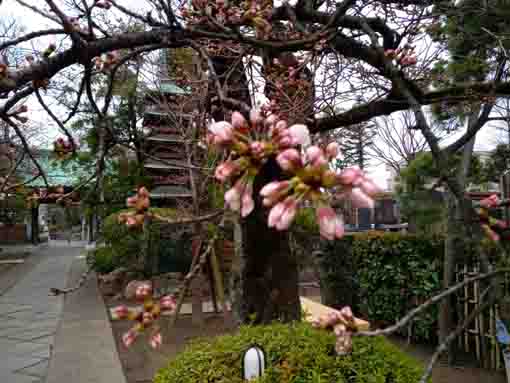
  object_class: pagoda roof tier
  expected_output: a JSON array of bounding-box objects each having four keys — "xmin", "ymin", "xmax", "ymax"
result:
[
  {"xmin": 143, "ymin": 158, "xmax": 187, "ymax": 170},
  {"xmin": 150, "ymin": 185, "xmax": 192, "ymax": 199},
  {"xmin": 145, "ymin": 81, "xmax": 190, "ymax": 96},
  {"xmin": 145, "ymin": 134, "xmax": 183, "ymax": 143},
  {"xmin": 143, "ymin": 110, "xmax": 194, "ymax": 119}
]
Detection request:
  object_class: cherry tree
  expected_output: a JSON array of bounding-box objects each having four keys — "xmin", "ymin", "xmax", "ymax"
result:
[{"xmin": 2, "ymin": 1, "xmax": 510, "ymax": 377}]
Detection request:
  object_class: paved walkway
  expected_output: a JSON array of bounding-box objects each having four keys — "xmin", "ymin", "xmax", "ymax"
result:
[{"xmin": 0, "ymin": 246, "xmax": 80, "ymax": 383}]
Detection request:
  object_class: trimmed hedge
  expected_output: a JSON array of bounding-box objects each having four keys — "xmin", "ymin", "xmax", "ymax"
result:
[
  {"xmin": 154, "ymin": 322, "xmax": 425, "ymax": 383},
  {"xmin": 320, "ymin": 232, "xmax": 443, "ymax": 343}
]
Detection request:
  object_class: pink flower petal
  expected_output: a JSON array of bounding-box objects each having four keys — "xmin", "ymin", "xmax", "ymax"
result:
[
  {"xmin": 289, "ymin": 124, "xmax": 310, "ymax": 146},
  {"xmin": 349, "ymin": 188, "xmax": 374, "ymax": 209}
]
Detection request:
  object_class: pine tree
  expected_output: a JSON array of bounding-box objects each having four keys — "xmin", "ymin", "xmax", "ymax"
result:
[{"xmin": 339, "ymin": 122, "xmax": 375, "ymax": 170}]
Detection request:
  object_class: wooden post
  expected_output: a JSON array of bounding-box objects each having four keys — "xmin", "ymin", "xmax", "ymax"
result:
[
  {"xmin": 210, "ymin": 246, "xmax": 230, "ymax": 321},
  {"xmin": 191, "ymin": 237, "xmax": 204, "ymax": 326},
  {"xmin": 30, "ymin": 206, "xmax": 39, "ymax": 244}
]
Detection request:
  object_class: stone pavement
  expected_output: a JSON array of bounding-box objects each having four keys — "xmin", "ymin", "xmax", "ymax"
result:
[
  {"xmin": 0, "ymin": 246, "xmax": 79, "ymax": 383},
  {"xmin": 46, "ymin": 254, "xmax": 126, "ymax": 383}
]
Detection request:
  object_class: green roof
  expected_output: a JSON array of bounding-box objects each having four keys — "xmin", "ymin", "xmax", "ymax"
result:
[
  {"xmin": 160, "ymin": 82, "xmax": 190, "ymax": 95},
  {"xmin": 19, "ymin": 149, "xmax": 94, "ymax": 188},
  {"xmin": 145, "ymin": 81, "xmax": 190, "ymax": 96}
]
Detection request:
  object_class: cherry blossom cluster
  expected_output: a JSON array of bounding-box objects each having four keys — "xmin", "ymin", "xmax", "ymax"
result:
[
  {"xmin": 202, "ymin": 39, "xmax": 243, "ymax": 58},
  {"xmin": 118, "ymin": 187, "xmax": 151, "ymax": 228},
  {"xmin": 268, "ymin": 59, "xmax": 310, "ymax": 96},
  {"xmin": 181, "ymin": 0, "xmax": 273, "ymax": 38},
  {"xmin": 476, "ymin": 194, "xmax": 510, "ymax": 242},
  {"xmin": 265, "ymin": 146, "xmax": 378, "ymax": 239},
  {"xmin": 53, "ymin": 137, "xmax": 74, "ymax": 159},
  {"xmin": 384, "ymin": 44, "xmax": 417, "ymax": 67},
  {"xmin": 94, "ymin": 52, "xmax": 120, "ymax": 73},
  {"xmin": 311, "ymin": 306, "xmax": 355, "ymax": 355},
  {"xmin": 111, "ymin": 280, "xmax": 177, "ymax": 349},
  {"xmin": 208, "ymin": 109, "xmax": 380, "ymax": 240},
  {"xmin": 210, "ymin": 110, "xmax": 311, "ymax": 217}
]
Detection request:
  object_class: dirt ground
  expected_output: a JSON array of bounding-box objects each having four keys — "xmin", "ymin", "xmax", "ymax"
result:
[{"xmin": 389, "ymin": 337, "xmax": 506, "ymax": 383}]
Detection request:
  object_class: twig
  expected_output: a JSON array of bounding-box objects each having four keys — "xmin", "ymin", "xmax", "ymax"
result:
[
  {"xmin": 152, "ymin": 210, "xmax": 224, "ymax": 226},
  {"xmin": 35, "ymin": 88, "xmax": 77, "ymax": 155},
  {"xmin": 50, "ymin": 265, "xmax": 93, "ymax": 296},
  {"xmin": 0, "ymin": 116, "xmax": 49, "ymax": 188},
  {"xmin": 418, "ymin": 291, "xmax": 495, "ymax": 383}
]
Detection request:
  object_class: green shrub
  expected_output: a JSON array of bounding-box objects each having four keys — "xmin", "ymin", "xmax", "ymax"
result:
[
  {"xmin": 100, "ymin": 208, "xmax": 192, "ymax": 275},
  {"xmin": 87, "ymin": 246, "xmax": 117, "ymax": 274},
  {"xmin": 154, "ymin": 322, "xmax": 425, "ymax": 383},
  {"xmin": 320, "ymin": 232, "xmax": 443, "ymax": 343}
]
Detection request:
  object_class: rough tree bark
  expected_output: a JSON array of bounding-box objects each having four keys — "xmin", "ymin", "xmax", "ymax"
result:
[{"xmin": 230, "ymin": 159, "xmax": 301, "ymax": 324}]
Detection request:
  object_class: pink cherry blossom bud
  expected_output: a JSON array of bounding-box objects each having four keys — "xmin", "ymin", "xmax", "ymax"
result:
[
  {"xmin": 277, "ymin": 135, "xmax": 292, "ymax": 148},
  {"xmin": 337, "ymin": 167, "xmax": 363, "ymax": 186},
  {"xmin": 160, "ymin": 295, "xmax": 176, "ymax": 311},
  {"xmin": 125, "ymin": 215, "xmax": 138, "ymax": 227},
  {"xmin": 316, "ymin": 206, "xmax": 337, "ymax": 240},
  {"xmin": 208, "ymin": 121, "xmax": 234, "ymax": 145},
  {"xmin": 268, "ymin": 201, "xmax": 285, "ymax": 228},
  {"xmin": 339, "ymin": 306, "xmax": 354, "ymax": 324},
  {"xmin": 135, "ymin": 282, "xmax": 152, "ymax": 301},
  {"xmin": 480, "ymin": 194, "xmax": 500, "ymax": 209},
  {"xmin": 224, "ymin": 186, "xmax": 241, "ymax": 212},
  {"xmin": 215, "ymin": 161, "xmax": 239, "ymax": 182},
  {"xmin": 231, "ymin": 111, "xmax": 246, "ymax": 130},
  {"xmin": 260, "ymin": 180, "xmax": 289, "ymax": 198},
  {"xmin": 138, "ymin": 187, "xmax": 150, "ymax": 199},
  {"xmin": 349, "ymin": 188, "xmax": 374, "ymax": 209},
  {"xmin": 335, "ymin": 216, "xmax": 345, "ymax": 239},
  {"xmin": 276, "ymin": 149, "xmax": 302, "ymax": 172},
  {"xmin": 360, "ymin": 179, "xmax": 381, "ymax": 197},
  {"xmin": 250, "ymin": 109, "xmax": 262, "ymax": 126},
  {"xmin": 250, "ymin": 141, "xmax": 265, "ymax": 157},
  {"xmin": 274, "ymin": 120, "xmax": 288, "ymax": 135},
  {"xmin": 494, "ymin": 219, "xmax": 508, "ymax": 229},
  {"xmin": 149, "ymin": 332, "xmax": 163, "ymax": 349},
  {"xmin": 275, "ymin": 197, "xmax": 298, "ymax": 231},
  {"xmin": 384, "ymin": 49, "xmax": 396, "ymax": 58},
  {"xmin": 111, "ymin": 305, "xmax": 129, "ymax": 320},
  {"xmin": 122, "ymin": 329, "xmax": 138, "ymax": 348},
  {"xmin": 240, "ymin": 191, "xmax": 255, "ymax": 217},
  {"xmin": 326, "ymin": 142, "xmax": 340, "ymax": 158},
  {"xmin": 126, "ymin": 196, "xmax": 137, "ymax": 207},
  {"xmin": 335, "ymin": 331, "xmax": 353, "ymax": 355},
  {"xmin": 288, "ymin": 124, "xmax": 310, "ymax": 146},
  {"xmin": 306, "ymin": 146, "xmax": 322, "ymax": 164},
  {"xmin": 334, "ymin": 323, "xmax": 347, "ymax": 337},
  {"xmin": 264, "ymin": 114, "xmax": 277, "ymax": 128}
]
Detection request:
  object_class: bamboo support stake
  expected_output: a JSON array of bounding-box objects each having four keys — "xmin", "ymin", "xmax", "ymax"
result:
[{"xmin": 210, "ymin": 245, "xmax": 230, "ymax": 321}]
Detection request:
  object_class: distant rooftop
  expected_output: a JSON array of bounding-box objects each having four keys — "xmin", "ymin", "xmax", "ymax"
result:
[{"xmin": 18, "ymin": 149, "xmax": 94, "ymax": 188}]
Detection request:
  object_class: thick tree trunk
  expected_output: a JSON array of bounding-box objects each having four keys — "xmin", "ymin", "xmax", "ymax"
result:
[{"xmin": 230, "ymin": 160, "xmax": 301, "ymax": 324}]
